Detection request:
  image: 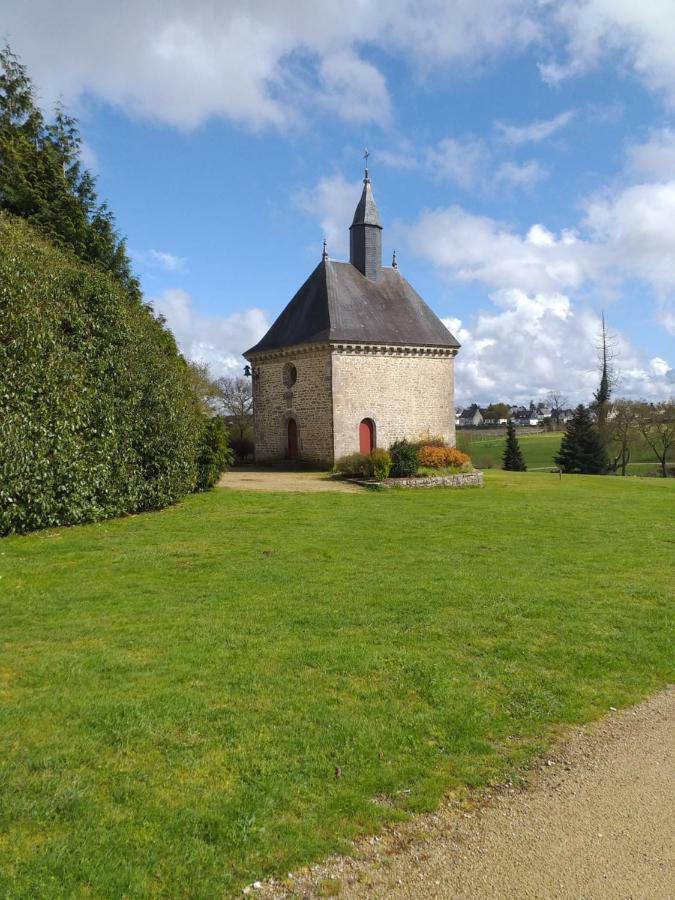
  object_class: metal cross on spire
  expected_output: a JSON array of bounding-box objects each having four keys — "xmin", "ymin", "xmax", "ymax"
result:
[{"xmin": 363, "ymin": 147, "xmax": 370, "ymax": 182}]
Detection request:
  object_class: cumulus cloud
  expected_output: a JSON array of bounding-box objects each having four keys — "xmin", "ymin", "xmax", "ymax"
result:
[
  {"xmin": 151, "ymin": 289, "xmax": 269, "ymax": 376},
  {"xmin": 3, "ymin": 0, "xmax": 540, "ymax": 130},
  {"xmin": 496, "ymin": 110, "xmax": 576, "ymax": 144},
  {"xmin": 444, "ymin": 295, "xmax": 673, "ymax": 405},
  {"xmin": 296, "ymin": 174, "xmax": 363, "ymax": 257},
  {"xmin": 402, "ymin": 191, "xmax": 674, "ymax": 402},
  {"xmin": 541, "ymin": 1, "xmax": 675, "ymax": 108},
  {"xmin": 405, "ymin": 207, "xmax": 599, "ymax": 294}
]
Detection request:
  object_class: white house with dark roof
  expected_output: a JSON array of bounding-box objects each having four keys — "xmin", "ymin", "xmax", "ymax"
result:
[{"xmin": 244, "ymin": 163, "xmax": 460, "ymax": 465}]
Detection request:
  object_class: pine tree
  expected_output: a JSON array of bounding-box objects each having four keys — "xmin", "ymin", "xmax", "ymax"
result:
[
  {"xmin": 502, "ymin": 419, "xmax": 527, "ymax": 471},
  {"xmin": 555, "ymin": 405, "xmax": 608, "ymax": 474}
]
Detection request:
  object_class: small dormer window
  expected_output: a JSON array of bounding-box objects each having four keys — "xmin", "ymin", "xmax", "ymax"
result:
[{"xmin": 283, "ymin": 363, "xmax": 297, "ymax": 387}]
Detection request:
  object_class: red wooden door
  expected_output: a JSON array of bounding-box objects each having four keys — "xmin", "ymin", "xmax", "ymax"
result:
[
  {"xmin": 287, "ymin": 418, "xmax": 298, "ymax": 460},
  {"xmin": 359, "ymin": 418, "xmax": 374, "ymax": 454}
]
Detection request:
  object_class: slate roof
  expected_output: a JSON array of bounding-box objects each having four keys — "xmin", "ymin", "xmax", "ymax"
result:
[
  {"xmin": 351, "ymin": 178, "xmax": 382, "ymax": 228},
  {"xmin": 245, "ymin": 259, "xmax": 460, "ymax": 355}
]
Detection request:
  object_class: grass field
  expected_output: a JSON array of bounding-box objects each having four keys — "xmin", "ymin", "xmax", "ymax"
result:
[
  {"xmin": 457, "ymin": 430, "xmax": 671, "ymax": 473},
  {"xmin": 1, "ymin": 472, "xmax": 674, "ymax": 897}
]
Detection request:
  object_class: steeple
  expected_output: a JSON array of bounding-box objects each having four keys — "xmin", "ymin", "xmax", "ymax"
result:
[{"xmin": 349, "ymin": 150, "xmax": 382, "ymax": 280}]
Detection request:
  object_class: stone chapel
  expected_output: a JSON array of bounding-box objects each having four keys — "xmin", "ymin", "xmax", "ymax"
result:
[{"xmin": 244, "ymin": 162, "xmax": 460, "ymax": 465}]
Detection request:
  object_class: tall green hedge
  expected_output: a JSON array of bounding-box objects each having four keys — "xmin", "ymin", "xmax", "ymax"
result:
[{"xmin": 0, "ymin": 213, "xmax": 202, "ymax": 535}]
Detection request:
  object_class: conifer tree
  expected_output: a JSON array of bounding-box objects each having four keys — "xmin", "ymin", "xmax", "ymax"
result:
[
  {"xmin": 555, "ymin": 404, "xmax": 608, "ymax": 474},
  {"xmin": 502, "ymin": 419, "xmax": 527, "ymax": 471},
  {"xmin": 0, "ymin": 43, "xmax": 138, "ymax": 296}
]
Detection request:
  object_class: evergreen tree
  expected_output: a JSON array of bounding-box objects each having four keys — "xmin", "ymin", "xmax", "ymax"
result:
[
  {"xmin": 502, "ymin": 419, "xmax": 527, "ymax": 471},
  {"xmin": 0, "ymin": 43, "xmax": 139, "ymax": 296},
  {"xmin": 593, "ymin": 312, "xmax": 616, "ymax": 448},
  {"xmin": 555, "ymin": 405, "xmax": 608, "ymax": 474}
]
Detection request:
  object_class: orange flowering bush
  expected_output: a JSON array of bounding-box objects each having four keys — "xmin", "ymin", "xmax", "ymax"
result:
[{"xmin": 418, "ymin": 445, "xmax": 472, "ymax": 469}]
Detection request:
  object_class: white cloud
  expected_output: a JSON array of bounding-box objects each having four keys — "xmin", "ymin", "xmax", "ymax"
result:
[
  {"xmin": 426, "ymin": 137, "xmax": 489, "ymax": 188},
  {"xmin": 626, "ymin": 129, "xmax": 675, "ymax": 180},
  {"xmin": 496, "ymin": 110, "xmax": 576, "ymax": 144},
  {"xmin": 446, "ymin": 295, "xmax": 673, "ymax": 405},
  {"xmin": 583, "ymin": 181, "xmax": 675, "ymax": 329},
  {"xmin": 405, "ymin": 206, "xmax": 599, "ymax": 294},
  {"xmin": 3, "ymin": 0, "xmax": 541, "ymax": 130},
  {"xmin": 495, "ymin": 159, "xmax": 547, "ymax": 189},
  {"xmin": 135, "ymin": 249, "xmax": 187, "ymax": 272},
  {"xmin": 541, "ymin": 1, "xmax": 675, "ymax": 108},
  {"xmin": 296, "ymin": 174, "xmax": 363, "ymax": 257},
  {"xmin": 151, "ymin": 289, "xmax": 269, "ymax": 376}
]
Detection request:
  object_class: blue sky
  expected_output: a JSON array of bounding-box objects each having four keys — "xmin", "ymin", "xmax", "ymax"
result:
[{"xmin": 6, "ymin": 0, "xmax": 675, "ymax": 403}]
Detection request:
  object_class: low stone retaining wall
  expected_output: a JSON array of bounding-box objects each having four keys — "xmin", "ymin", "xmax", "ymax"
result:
[
  {"xmin": 352, "ymin": 471, "xmax": 484, "ymax": 489},
  {"xmin": 386, "ymin": 471, "xmax": 484, "ymax": 488}
]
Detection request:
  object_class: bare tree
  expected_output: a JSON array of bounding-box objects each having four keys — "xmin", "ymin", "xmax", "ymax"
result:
[
  {"xmin": 635, "ymin": 400, "xmax": 675, "ymax": 478},
  {"xmin": 187, "ymin": 361, "xmax": 222, "ymax": 416},
  {"xmin": 608, "ymin": 399, "xmax": 640, "ymax": 476},
  {"xmin": 216, "ymin": 376, "xmax": 253, "ymax": 440},
  {"xmin": 547, "ymin": 390, "xmax": 569, "ymax": 431}
]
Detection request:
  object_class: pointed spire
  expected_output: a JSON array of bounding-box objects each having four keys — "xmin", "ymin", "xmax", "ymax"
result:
[
  {"xmin": 349, "ymin": 151, "xmax": 382, "ymax": 279},
  {"xmin": 392, "ymin": 250, "xmax": 397, "ymax": 269}
]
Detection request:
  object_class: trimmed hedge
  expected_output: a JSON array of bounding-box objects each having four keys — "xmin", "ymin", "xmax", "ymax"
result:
[{"xmin": 0, "ymin": 213, "xmax": 203, "ymax": 535}]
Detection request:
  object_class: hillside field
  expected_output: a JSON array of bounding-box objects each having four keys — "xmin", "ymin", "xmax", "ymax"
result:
[
  {"xmin": 457, "ymin": 430, "xmax": 672, "ymax": 473},
  {"xmin": 1, "ymin": 471, "xmax": 673, "ymax": 897}
]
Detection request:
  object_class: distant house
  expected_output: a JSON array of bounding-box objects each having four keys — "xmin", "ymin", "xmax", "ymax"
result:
[
  {"xmin": 511, "ymin": 406, "xmax": 540, "ymax": 426},
  {"xmin": 457, "ymin": 404, "xmax": 484, "ymax": 427}
]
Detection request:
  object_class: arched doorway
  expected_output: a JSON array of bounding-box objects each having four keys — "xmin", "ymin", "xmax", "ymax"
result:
[
  {"xmin": 359, "ymin": 418, "xmax": 375, "ymax": 454},
  {"xmin": 287, "ymin": 418, "xmax": 299, "ymax": 460}
]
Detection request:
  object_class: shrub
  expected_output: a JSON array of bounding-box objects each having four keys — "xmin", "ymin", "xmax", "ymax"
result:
[
  {"xmin": 0, "ymin": 214, "xmax": 204, "ymax": 535},
  {"xmin": 230, "ymin": 437, "xmax": 254, "ymax": 461},
  {"xmin": 418, "ymin": 445, "xmax": 471, "ymax": 469},
  {"xmin": 194, "ymin": 417, "xmax": 234, "ymax": 491},
  {"xmin": 413, "ymin": 432, "xmax": 447, "ymax": 448},
  {"xmin": 368, "ymin": 448, "xmax": 392, "ymax": 481},
  {"xmin": 389, "ymin": 440, "xmax": 419, "ymax": 477},
  {"xmin": 335, "ymin": 452, "xmax": 371, "ymax": 478}
]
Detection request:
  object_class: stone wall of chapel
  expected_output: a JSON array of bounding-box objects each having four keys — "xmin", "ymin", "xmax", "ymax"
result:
[
  {"xmin": 250, "ymin": 347, "xmax": 334, "ymax": 464},
  {"xmin": 331, "ymin": 350, "xmax": 455, "ymax": 460}
]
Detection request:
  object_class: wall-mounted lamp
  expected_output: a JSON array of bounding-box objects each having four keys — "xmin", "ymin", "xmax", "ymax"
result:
[{"xmin": 244, "ymin": 364, "xmax": 260, "ymax": 380}]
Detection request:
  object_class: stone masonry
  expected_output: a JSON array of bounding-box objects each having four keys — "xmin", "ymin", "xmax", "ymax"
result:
[
  {"xmin": 251, "ymin": 346, "xmax": 334, "ymax": 465},
  {"xmin": 251, "ymin": 342, "xmax": 456, "ymax": 465},
  {"xmin": 331, "ymin": 346, "xmax": 455, "ymax": 460}
]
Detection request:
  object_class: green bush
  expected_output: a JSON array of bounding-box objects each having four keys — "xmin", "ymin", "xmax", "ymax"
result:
[
  {"xmin": 368, "ymin": 448, "xmax": 392, "ymax": 480},
  {"xmin": 334, "ymin": 452, "xmax": 371, "ymax": 478},
  {"xmin": 0, "ymin": 213, "xmax": 204, "ymax": 535},
  {"xmin": 195, "ymin": 417, "xmax": 234, "ymax": 491},
  {"xmin": 389, "ymin": 439, "xmax": 420, "ymax": 477}
]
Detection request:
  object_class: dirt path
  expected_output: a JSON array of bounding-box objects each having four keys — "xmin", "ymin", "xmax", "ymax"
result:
[
  {"xmin": 258, "ymin": 688, "xmax": 674, "ymax": 899},
  {"xmin": 218, "ymin": 470, "xmax": 361, "ymax": 492}
]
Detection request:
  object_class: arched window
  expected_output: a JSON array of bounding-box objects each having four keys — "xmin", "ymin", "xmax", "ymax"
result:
[
  {"xmin": 359, "ymin": 418, "xmax": 375, "ymax": 454},
  {"xmin": 287, "ymin": 418, "xmax": 299, "ymax": 460}
]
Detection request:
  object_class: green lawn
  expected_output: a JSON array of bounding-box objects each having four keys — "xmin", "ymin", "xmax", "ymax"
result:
[
  {"xmin": 457, "ymin": 430, "xmax": 671, "ymax": 472},
  {"xmin": 458, "ymin": 431, "xmax": 564, "ymax": 469},
  {"xmin": 1, "ymin": 472, "xmax": 674, "ymax": 897}
]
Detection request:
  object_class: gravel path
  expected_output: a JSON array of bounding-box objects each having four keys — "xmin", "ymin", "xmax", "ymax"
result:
[
  {"xmin": 257, "ymin": 687, "xmax": 674, "ymax": 899},
  {"xmin": 218, "ymin": 470, "xmax": 360, "ymax": 492}
]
